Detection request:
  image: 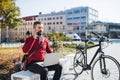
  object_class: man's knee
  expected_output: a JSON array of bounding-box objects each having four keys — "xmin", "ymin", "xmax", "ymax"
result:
[
  {"xmin": 41, "ymin": 67, "xmax": 48, "ymax": 75},
  {"xmin": 56, "ymin": 64, "xmax": 63, "ymax": 71}
]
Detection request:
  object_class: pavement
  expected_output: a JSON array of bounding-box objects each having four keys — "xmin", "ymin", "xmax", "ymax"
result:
[
  {"xmin": 59, "ymin": 43, "xmax": 120, "ymax": 80},
  {"xmin": 11, "ymin": 42, "xmax": 120, "ymax": 80}
]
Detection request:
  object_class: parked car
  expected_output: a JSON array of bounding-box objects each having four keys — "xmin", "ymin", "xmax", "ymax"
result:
[
  {"xmin": 90, "ymin": 37, "xmax": 99, "ymax": 41},
  {"xmin": 66, "ymin": 33, "xmax": 81, "ymax": 41}
]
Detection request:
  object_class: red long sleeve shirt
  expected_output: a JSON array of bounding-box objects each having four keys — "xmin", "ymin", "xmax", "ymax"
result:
[{"xmin": 22, "ymin": 36, "xmax": 52, "ymax": 64}]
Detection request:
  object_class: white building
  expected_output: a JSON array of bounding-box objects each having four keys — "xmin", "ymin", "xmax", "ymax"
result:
[
  {"xmin": 66, "ymin": 6, "xmax": 98, "ymax": 36},
  {"xmin": 38, "ymin": 11, "xmax": 66, "ymax": 34}
]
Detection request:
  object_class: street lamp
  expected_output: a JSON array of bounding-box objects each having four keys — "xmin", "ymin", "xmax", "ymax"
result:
[{"xmin": 0, "ymin": 9, "xmax": 5, "ymax": 43}]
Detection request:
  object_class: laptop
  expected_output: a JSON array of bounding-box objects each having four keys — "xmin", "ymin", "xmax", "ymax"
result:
[{"xmin": 36, "ymin": 53, "xmax": 60, "ymax": 67}]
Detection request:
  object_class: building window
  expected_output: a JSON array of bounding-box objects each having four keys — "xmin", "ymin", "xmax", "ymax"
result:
[
  {"xmin": 48, "ymin": 18, "xmax": 51, "ymax": 20},
  {"xmin": 53, "ymin": 22, "xmax": 55, "ymax": 25},
  {"xmin": 73, "ymin": 17, "xmax": 80, "ymax": 19},
  {"xmin": 60, "ymin": 17, "xmax": 63, "ymax": 19},
  {"xmin": 56, "ymin": 17, "xmax": 59, "ymax": 19},
  {"xmin": 67, "ymin": 12, "xmax": 72, "ymax": 14},
  {"xmin": 56, "ymin": 22, "xmax": 59, "ymax": 24},
  {"xmin": 44, "ymin": 23, "xmax": 46, "ymax": 25},
  {"xmin": 48, "ymin": 26, "xmax": 51, "ymax": 30},
  {"xmin": 74, "ymin": 10, "xmax": 80, "ymax": 14},
  {"xmin": 53, "ymin": 17, "xmax": 55, "ymax": 20},
  {"xmin": 44, "ymin": 18, "xmax": 46, "ymax": 20},
  {"xmin": 60, "ymin": 22, "xmax": 62, "ymax": 24},
  {"xmin": 81, "ymin": 16, "xmax": 86, "ymax": 19},
  {"xmin": 67, "ymin": 18, "xmax": 72, "ymax": 20},
  {"xmin": 67, "ymin": 23, "xmax": 72, "ymax": 25}
]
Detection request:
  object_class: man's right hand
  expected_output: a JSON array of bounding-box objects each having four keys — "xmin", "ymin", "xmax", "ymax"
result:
[{"xmin": 33, "ymin": 30, "xmax": 38, "ymax": 39}]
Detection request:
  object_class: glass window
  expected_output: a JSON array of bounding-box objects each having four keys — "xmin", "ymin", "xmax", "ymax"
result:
[
  {"xmin": 53, "ymin": 17, "xmax": 55, "ymax": 20},
  {"xmin": 56, "ymin": 22, "xmax": 59, "ymax": 24},
  {"xmin": 44, "ymin": 18, "xmax": 46, "ymax": 20},
  {"xmin": 67, "ymin": 18, "xmax": 72, "ymax": 20},
  {"xmin": 81, "ymin": 16, "xmax": 86, "ymax": 19},
  {"xmin": 53, "ymin": 22, "xmax": 55, "ymax": 25},
  {"xmin": 56, "ymin": 17, "xmax": 59, "ymax": 19},
  {"xmin": 60, "ymin": 22, "xmax": 62, "ymax": 24},
  {"xmin": 67, "ymin": 12, "xmax": 72, "ymax": 14},
  {"xmin": 74, "ymin": 10, "xmax": 80, "ymax": 14},
  {"xmin": 48, "ymin": 26, "xmax": 51, "ymax": 30},
  {"xmin": 73, "ymin": 17, "xmax": 80, "ymax": 19},
  {"xmin": 60, "ymin": 17, "xmax": 63, "ymax": 19}
]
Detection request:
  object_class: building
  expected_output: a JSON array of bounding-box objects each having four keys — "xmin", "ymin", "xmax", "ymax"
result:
[
  {"xmin": 16, "ymin": 15, "xmax": 38, "ymax": 42},
  {"xmin": 1, "ymin": 15, "xmax": 38, "ymax": 42},
  {"xmin": 38, "ymin": 11, "xmax": 66, "ymax": 34},
  {"xmin": 66, "ymin": 6, "xmax": 98, "ymax": 36},
  {"xmin": 88, "ymin": 21, "xmax": 120, "ymax": 38}
]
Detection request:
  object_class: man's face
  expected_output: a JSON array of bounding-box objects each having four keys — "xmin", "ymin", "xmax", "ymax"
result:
[{"xmin": 34, "ymin": 24, "xmax": 44, "ymax": 35}]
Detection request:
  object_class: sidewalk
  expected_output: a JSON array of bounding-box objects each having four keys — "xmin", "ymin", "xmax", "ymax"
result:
[{"xmin": 60, "ymin": 43, "xmax": 120, "ymax": 80}]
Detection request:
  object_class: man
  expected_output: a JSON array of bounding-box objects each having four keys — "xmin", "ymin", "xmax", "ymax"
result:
[{"xmin": 22, "ymin": 21, "xmax": 62, "ymax": 80}]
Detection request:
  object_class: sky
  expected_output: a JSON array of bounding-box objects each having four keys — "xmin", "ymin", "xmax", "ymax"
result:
[{"xmin": 16, "ymin": 0, "xmax": 120, "ymax": 23}]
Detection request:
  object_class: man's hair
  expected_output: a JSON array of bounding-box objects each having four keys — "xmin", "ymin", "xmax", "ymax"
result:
[{"xmin": 33, "ymin": 21, "xmax": 41, "ymax": 28}]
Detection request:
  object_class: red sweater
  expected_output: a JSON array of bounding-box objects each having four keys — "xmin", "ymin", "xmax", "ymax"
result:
[{"xmin": 22, "ymin": 36, "xmax": 52, "ymax": 64}]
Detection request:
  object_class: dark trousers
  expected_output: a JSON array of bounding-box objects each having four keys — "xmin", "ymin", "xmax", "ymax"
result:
[{"xmin": 27, "ymin": 63, "xmax": 62, "ymax": 80}]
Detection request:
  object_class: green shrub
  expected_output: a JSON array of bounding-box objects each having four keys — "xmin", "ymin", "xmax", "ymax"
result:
[{"xmin": 63, "ymin": 43, "xmax": 77, "ymax": 48}]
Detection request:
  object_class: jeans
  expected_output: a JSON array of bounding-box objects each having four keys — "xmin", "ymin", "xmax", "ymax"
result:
[{"xmin": 27, "ymin": 62, "xmax": 62, "ymax": 80}]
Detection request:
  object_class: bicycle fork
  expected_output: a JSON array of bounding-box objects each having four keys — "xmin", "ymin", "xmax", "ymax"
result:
[{"xmin": 99, "ymin": 52, "xmax": 107, "ymax": 75}]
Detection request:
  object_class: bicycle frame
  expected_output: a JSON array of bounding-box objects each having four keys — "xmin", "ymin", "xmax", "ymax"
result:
[{"xmin": 81, "ymin": 40, "xmax": 106, "ymax": 71}]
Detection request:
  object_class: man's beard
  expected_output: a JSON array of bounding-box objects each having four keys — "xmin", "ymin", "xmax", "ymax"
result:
[{"xmin": 37, "ymin": 31, "xmax": 42, "ymax": 36}]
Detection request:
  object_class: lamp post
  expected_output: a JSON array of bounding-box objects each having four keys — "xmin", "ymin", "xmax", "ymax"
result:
[{"xmin": 0, "ymin": 9, "xmax": 5, "ymax": 43}]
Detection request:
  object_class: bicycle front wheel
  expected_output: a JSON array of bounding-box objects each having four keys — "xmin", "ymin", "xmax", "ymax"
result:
[
  {"xmin": 91, "ymin": 55, "xmax": 120, "ymax": 80},
  {"xmin": 73, "ymin": 50, "xmax": 84, "ymax": 75}
]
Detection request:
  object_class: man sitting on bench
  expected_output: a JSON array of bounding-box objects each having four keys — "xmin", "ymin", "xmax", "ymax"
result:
[{"xmin": 22, "ymin": 21, "xmax": 62, "ymax": 80}]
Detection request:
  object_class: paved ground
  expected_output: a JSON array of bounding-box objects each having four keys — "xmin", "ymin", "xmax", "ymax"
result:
[
  {"xmin": 60, "ymin": 43, "xmax": 120, "ymax": 80},
  {"xmin": 11, "ymin": 42, "xmax": 120, "ymax": 80}
]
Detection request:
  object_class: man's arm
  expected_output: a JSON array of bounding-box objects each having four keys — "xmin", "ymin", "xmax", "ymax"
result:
[
  {"xmin": 46, "ymin": 38, "xmax": 53, "ymax": 53},
  {"xmin": 22, "ymin": 37, "xmax": 35, "ymax": 53}
]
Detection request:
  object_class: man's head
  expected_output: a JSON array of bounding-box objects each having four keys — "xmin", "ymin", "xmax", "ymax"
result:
[{"xmin": 33, "ymin": 21, "xmax": 44, "ymax": 35}]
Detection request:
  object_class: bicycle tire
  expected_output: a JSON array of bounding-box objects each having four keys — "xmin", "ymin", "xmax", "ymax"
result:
[
  {"xmin": 73, "ymin": 50, "xmax": 84, "ymax": 75},
  {"xmin": 91, "ymin": 55, "xmax": 120, "ymax": 80}
]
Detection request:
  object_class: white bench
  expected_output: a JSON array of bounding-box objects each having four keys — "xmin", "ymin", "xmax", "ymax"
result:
[
  {"xmin": 11, "ymin": 54, "xmax": 74, "ymax": 80},
  {"xmin": 11, "ymin": 70, "xmax": 40, "ymax": 80}
]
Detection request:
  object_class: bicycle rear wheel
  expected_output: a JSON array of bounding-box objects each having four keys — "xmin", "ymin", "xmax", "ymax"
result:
[
  {"xmin": 91, "ymin": 55, "xmax": 120, "ymax": 80},
  {"xmin": 73, "ymin": 50, "xmax": 84, "ymax": 75}
]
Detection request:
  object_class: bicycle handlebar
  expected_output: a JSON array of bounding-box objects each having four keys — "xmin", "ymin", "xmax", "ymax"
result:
[
  {"xmin": 91, "ymin": 32, "xmax": 111, "ymax": 43},
  {"xmin": 91, "ymin": 32, "xmax": 101, "ymax": 38}
]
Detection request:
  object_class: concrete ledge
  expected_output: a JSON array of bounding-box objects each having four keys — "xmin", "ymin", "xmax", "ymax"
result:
[
  {"xmin": 11, "ymin": 54, "xmax": 75, "ymax": 80},
  {"xmin": 11, "ymin": 70, "xmax": 40, "ymax": 80}
]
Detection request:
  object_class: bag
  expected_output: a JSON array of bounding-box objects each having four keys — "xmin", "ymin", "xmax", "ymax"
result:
[{"xmin": 21, "ymin": 54, "xmax": 28, "ymax": 70}]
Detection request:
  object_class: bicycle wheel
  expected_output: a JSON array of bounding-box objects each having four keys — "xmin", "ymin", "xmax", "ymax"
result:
[
  {"xmin": 91, "ymin": 55, "xmax": 120, "ymax": 80},
  {"xmin": 73, "ymin": 50, "xmax": 84, "ymax": 75}
]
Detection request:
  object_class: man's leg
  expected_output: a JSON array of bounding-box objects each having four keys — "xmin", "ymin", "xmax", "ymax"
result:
[
  {"xmin": 47, "ymin": 64, "xmax": 62, "ymax": 80},
  {"xmin": 27, "ymin": 63, "xmax": 48, "ymax": 80}
]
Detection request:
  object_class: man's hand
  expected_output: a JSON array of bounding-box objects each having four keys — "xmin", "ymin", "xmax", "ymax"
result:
[{"xmin": 33, "ymin": 30, "xmax": 38, "ymax": 39}]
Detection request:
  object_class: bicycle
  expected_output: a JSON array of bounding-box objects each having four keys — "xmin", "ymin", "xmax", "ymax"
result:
[{"xmin": 73, "ymin": 32, "xmax": 120, "ymax": 80}]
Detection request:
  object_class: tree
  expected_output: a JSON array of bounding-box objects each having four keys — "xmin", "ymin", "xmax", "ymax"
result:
[
  {"xmin": 0, "ymin": 0, "xmax": 22, "ymax": 29},
  {"xmin": 0, "ymin": 0, "xmax": 22, "ymax": 42}
]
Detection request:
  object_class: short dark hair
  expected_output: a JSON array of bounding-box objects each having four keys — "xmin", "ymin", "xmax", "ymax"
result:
[{"xmin": 33, "ymin": 21, "xmax": 41, "ymax": 28}]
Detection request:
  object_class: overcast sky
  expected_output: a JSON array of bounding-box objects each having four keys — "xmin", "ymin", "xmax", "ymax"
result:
[{"xmin": 16, "ymin": 0, "xmax": 120, "ymax": 23}]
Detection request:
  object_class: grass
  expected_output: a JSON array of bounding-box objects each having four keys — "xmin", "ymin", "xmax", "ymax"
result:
[
  {"xmin": 58, "ymin": 47, "xmax": 76, "ymax": 58},
  {"xmin": 0, "ymin": 46, "xmax": 76, "ymax": 80}
]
